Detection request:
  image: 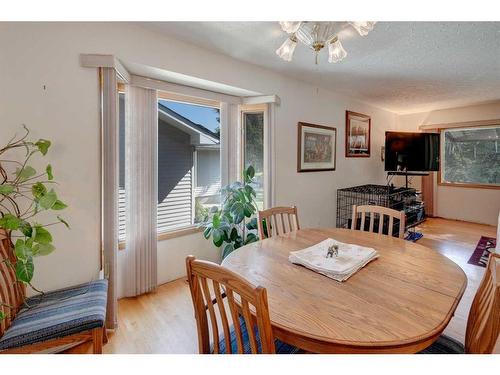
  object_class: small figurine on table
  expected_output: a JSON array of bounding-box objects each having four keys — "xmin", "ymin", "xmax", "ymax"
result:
[{"xmin": 326, "ymin": 244, "xmax": 339, "ymax": 258}]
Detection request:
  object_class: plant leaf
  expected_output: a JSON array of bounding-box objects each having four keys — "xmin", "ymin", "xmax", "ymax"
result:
[
  {"xmin": 233, "ymin": 213, "xmax": 245, "ymax": 225},
  {"xmin": 0, "ymin": 311, "xmax": 5, "ymax": 321},
  {"xmin": 223, "ymin": 211, "xmax": 233, "ymax": 224},
  {"xmin": 0, "ymin": 214, "xmax": 22, "ymax": 230},
  {"xmin": 16, "ymin": 166, "xmax": 36, "ymax": 182},
  {"xmin": 14, "ymin": 239, "xmax": 32, "ymax": 262},
  {"xmin": 57, "ymin": 215, "xmax": 70, "ymax": 229},
  {"xmin": 33, "ymin": 226, "xmax": 52, "ymax": 244},
  {"xmin": 246, "ymin": 165, "xmax": 255, "ymax": 179},
  {"xmin": 0, "ymin": 184, "xmax": 15, "ymax": 195},
  {"xmin": 35, "ymin": 139, "xmax": 51, "ymax": 155},
  {"xmin": 52, "ymin": 200, "xmax": 67, "ymax": 210},
  {"xmin": 46, "ymin": 164, "xmax": 53, "ymax": 180},
  {"xmin": 246, "ymin": 217, "xmax": 258, "ymax": 230},
  {"xmin": 203, "ymin": 226, "xmax": 213, "ymax": 239},
  {"xmin": 243, "ymin": 203, "xmax": 254, "ymax": 218},
  {"xmin": 244, "ymin": 232, "xmax": 259, "ymax": 245},
  {"xmin": 212, "ymin": 228, "xmax": 224, "ymax": 247},
  {"xmin": 15, "ymin": 257, "xmax": 34, "ymax": 283},
  {"xmin": 31, "ymin": 182, "xmax": 47, "ymax": 200},
  {"xmin": 230, "ymin": 201, "xmax": 244, "ymax": 216},
  {"xmin": 212, "ymin": 212, "xmax": 221, "ymax": 229},
  {"xmin": 19, "ymin": 221, "xmax": 33, "ymax": 237},
  {"xmin": 39, "ymin": 189, "xmax": 57, "ymax": 209},
  {"xmin": 244, "ymin": 185, "xmax": 256, "ymax": 198},
  {"xmin": 222, "ymin": 243, "xmax": 235, "ymax": 259},
  {"xmin": 222, "ymin": 228, "xmax": 230, "ymax": 242},
  {"xmin": 234, "ymin": 237, "xmax": 243, "ymax": 249},
  {"xmin": 32, "ymin": 243, "xmax": 55, "ymax": 256},
  {"xmin": 230, "ymin": 201, "xmax": 245, "ymax": 224},
  {"xmin": 230, "ymin": 227, "xmax": 238, "ymax": 241}
]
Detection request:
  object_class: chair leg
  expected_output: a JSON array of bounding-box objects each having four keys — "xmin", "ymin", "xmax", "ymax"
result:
[
  {"xmin": 92, "ymin": 327, "xmax": 103, "ymax": 354},
  {"xmin": 103, "ymin": 327, "xmax": 109, "ymax": 344}
]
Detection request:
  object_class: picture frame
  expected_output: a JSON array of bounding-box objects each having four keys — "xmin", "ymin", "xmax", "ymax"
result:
[
  {"xmin": 345, "ymin": 110, "xmax": 371, "ymax": 157},
  {"xmin": 297, "ymin": 122, "xmax": 337, "ymax": 172}
]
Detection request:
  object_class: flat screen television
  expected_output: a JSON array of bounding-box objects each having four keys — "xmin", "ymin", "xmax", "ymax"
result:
[{"xmin": 385, "ymin": 132, "xmax": 440, "ymax": 172}]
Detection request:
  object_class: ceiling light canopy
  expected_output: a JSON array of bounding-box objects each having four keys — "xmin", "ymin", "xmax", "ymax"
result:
[{"xmin": 276, "ymin": 21, "xmax": 376, "ymax": 64}]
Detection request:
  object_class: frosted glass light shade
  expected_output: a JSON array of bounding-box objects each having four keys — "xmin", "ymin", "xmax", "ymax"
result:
[
  {"xmin": 279, "ymin": 21, "xmax": 302, "ymax": 34},
  {"xmin": 349, "ymin": 21, "xmax": 376, "ymax": 36},
  {"xmin": 276, "ymin": 37, "xmax": 297, "ymax": 61},
  {"xmin": 328, "ymin": 39, "xmax": 347, "ymax": 63}
]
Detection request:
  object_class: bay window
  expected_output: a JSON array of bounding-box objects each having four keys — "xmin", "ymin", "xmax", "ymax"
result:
[{"xmin": 118, "ymin": 88, "xmax": 275, "ymax": 242}]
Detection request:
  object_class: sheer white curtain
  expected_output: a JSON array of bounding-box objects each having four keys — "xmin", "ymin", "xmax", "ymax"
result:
[{"xmin": 124, "ymin": 85, "xmax": 158, "ymax": 297}]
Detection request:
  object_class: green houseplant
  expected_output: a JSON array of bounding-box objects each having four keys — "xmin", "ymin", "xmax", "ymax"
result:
[
  {"xmin": 0, "ymin": 126, "xmax": 69, "ymax": 320},
  {"xmin": 200, "ymin": 165, "xmax": 260, "ymax": 259}
]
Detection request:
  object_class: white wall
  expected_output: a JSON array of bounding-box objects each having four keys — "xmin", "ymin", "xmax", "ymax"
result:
[
  {"xmin": 397, "ymin": 102, "xmax": 500, "ymax": 225},
  {"xmin": 117, "ymin": 231, "xmax": 219, "ymax": 298},
  {"xmin": 0, "ymin": 22, "xmax": 397, "ymax": 295}
]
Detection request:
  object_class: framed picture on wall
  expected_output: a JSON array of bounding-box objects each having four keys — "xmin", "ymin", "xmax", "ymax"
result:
[
  {"xmin": 297, "ymin": 122, "xmax": 337, "ymax": 172},
  {"xmin": 345, "ymin": 110, "xmax": 371, "ymax": 157}
]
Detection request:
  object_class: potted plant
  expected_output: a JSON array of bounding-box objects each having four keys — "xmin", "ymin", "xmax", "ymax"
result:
[
  {"xmin": 200, "ymin": 166, "xmax": 260, "ymax": 259},
  {"xmin": 0, "ymin": 126, "xmax": 69, "ymax": 321}
]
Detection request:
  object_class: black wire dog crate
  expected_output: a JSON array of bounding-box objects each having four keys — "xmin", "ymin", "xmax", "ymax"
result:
[{"xmin": 336, "ymin": 184, "xmax": 425, "ymax": 234}]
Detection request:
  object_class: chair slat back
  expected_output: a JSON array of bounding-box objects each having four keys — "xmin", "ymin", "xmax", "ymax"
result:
[
  {"xmin": 257, "ymin": 206, "xmax": 300, "ymax": 240},
  {"xmin": 0, "ymin": 230, "xmax": 26, "ymax": 337},
  {"xmin": 465, "ymin": 253, "xmax": 500, "ymax": 353},
  {"xmin": 351, "ymin": 205, "xmax": 406, "ymax": 238},
  {"xmin": 495, "ymin": 211, "xmax": 500, "ymax": 254},
  {"xmin": 186, "ymin": 256, "xmax": 275, "ymax": 354}
]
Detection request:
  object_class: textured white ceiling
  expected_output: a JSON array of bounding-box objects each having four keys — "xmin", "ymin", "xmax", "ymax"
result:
[{"xmin": 139, "ymin": 22, "xmax": 500, "ymax": 114}]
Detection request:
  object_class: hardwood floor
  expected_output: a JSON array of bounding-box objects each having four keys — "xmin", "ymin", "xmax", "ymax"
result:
[
  {"xmin": 415, "ymin": 218, "xmax": 496, "ymax": 346},
  {"xmin": 69, "ymin": 217, "xmax": 498, "ymax": 354}
]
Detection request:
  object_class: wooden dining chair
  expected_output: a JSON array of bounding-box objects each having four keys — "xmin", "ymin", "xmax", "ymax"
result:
[
  {"xmin": 257, "ymin": 206, "xmax": 300, "ymax": 240},
  {"xmin": 185, "ymin": 256, "xmax": 300, "ymax": 354},
  {"xmin": 420, "ymin": 253, "xmax": 500, "ymax": 354},
  {"xmin": 495, "ymin": 211, "xmax": 500, "ymax": 254},
  {"xmin": 351, "ymin": 205, "xmax": 406, "ymax": 238},
  {"xmin": 0, "ymin": 230, "xmax": 107, "ymax": 354}
]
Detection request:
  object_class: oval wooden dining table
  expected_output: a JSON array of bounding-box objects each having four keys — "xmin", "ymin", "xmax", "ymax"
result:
[{"xmin": 221, "ymin": 228, "xmax": 467, "ymax": 354}]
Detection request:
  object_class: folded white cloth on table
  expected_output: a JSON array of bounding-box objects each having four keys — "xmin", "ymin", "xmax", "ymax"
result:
[{"xmin": 288, "ymin": 238, "xmax": 379, "ymax": 282}]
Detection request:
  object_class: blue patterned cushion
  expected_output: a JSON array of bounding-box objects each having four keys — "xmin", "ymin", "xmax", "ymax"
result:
[
  {"xmin": 216, "ymin": 316, "xmax": 300, "ymax": 354},
  {"xmin": 419, "ymin": 335, "xmax": 465, "ymax": 354},
  {"xmin": 0, "ymin": 279, "xmax": 108, "ymax": 350}
]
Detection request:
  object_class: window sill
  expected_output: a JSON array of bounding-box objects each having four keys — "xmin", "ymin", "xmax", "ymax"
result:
[
  {"xmin": 118, "ymin": 226, "xmax": 204, "ymax": 250},
  {"xmin": 438, "ymin": 181, "xmax": 500, "ymax": 190}
]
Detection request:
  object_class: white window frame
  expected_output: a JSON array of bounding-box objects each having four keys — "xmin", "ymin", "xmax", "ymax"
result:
[
  {"xmin": 240, "ymin": 104, "xmax": 267, "ymax": 209},
  {"xmin": 237, "ymin": 103, "xmax": 274, "ymax": 209},
  {"xmin": 118, "ymin": 88, "xmax": 223, "ymax": 245}
]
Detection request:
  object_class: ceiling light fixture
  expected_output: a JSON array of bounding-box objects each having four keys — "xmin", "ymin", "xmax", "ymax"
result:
[
  {"xmin": 328, "ymin": 37, "xmax": 347, "ymax": 63},
  {"xmin": 275, "ymin": 34, "xmax": 298, "ymax": 62},
  {"xmin": 276, "ymin": 21, "xmax": 376, "ymax": 64}
]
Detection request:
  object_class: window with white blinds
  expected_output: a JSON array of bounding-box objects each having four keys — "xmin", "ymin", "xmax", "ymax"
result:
[{"xmin": 118, "ymin": 92, "xmax": 221, "ymax": 240}]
